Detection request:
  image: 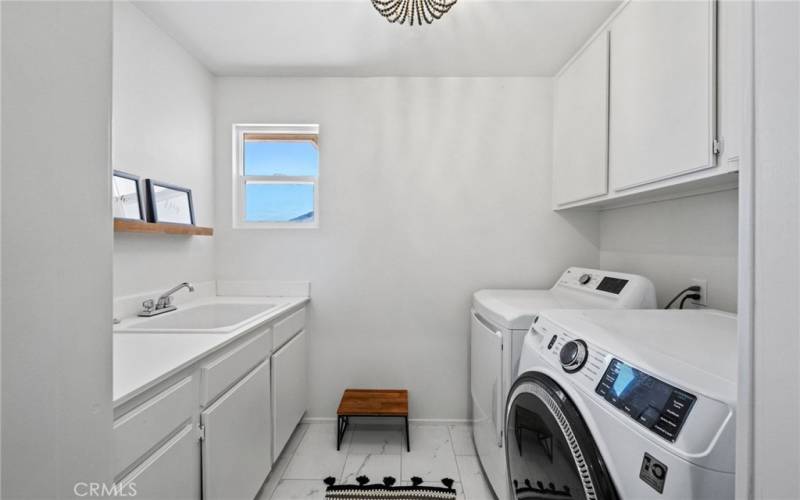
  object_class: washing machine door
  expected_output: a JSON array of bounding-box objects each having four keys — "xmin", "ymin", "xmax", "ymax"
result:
[{"xmin": 505, "ymin": 373, "xmax": 618, "ymax": 500}]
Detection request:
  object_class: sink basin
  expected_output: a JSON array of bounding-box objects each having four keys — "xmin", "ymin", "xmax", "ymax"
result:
[{"xmin": 118, "ymin": 302, "xmax": 278, "ymax": 333}]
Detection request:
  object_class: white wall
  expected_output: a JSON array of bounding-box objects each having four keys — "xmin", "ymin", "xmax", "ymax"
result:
[
  {"xmin": 598, "ymin": 189, "xmax": 739, "ymax": 312},
  {"xmin": 112, "ymin": 1, "xmax": 215, "ymax": 299},
  {"xmin": 749, "ymin": 1, "xmax": 800, "ymax": 497},
  {"xmin": 2, "ymin": 1, "xmax": 113, "ymax": 496},
  {"xmin": 215, "ymin": 77, "xmax": 600, "ymax": 419}
]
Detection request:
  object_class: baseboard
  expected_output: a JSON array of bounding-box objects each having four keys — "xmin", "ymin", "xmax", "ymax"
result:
[{"xmin": 302, "ymin": 416, "xmax": 470, "ymax": 426}]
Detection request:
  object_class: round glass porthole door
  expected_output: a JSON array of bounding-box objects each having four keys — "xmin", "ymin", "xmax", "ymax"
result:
[{"xmin": 505, "ymin": 373, "xmax": 619, "ymax": 500}]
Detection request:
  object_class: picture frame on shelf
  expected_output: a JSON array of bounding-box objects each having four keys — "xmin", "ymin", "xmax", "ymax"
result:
[
  {"xmin": 145, "ymin": 179, "xmax": 195, "ymax": 226},
  {"xmin": 112, "ymin": 170, "xmax": 145, "ymax": 221}
]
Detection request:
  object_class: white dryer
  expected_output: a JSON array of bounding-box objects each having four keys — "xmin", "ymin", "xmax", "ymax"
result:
[
  {"xmin": 505, "ymin": 309, "xmax": 736, "ymax": 499},
  {"xmin": 470, "ymin": 268, "xmax": 656, "ymax": 499}
]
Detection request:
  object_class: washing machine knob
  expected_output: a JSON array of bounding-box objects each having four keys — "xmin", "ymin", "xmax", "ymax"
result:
[
  {"xmin": 560, "ymin": 340, "xmax": 588, "ymax": 372},
  {"xmin": 579, "ymin": 273, "xmax": 592, "ymax": 285}
]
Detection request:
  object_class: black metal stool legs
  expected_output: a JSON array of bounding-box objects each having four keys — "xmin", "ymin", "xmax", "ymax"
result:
[
  {"xmin": 337, "ymin": 415, "xmax": 349, "ymax": 450},
  {"xmin": 336, "ymin": 415, "xmax": 409, "ymax": 452},
  {"xmin": 405, "ymin": 416, "xmax": 410, "ymax": 452}
]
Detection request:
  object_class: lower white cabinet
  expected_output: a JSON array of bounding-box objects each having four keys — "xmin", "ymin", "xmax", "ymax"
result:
[
  {"xmin": 116, "ymin": 423, "xmax": 200, "ymax": 500},
  {"xmin": 201, "ymin": 360, "xmax": 272, "ymax": 500},
  {"xmin": 271, "ymin": 329, "xmax": 308, "ymax": 460},
  {"xmin": 114, "ymin": 305, "xmax": 309, "ymax": 500}
]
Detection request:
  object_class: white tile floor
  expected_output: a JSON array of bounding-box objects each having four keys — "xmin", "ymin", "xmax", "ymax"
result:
[{"xmin": 257, "ymin": 422, "xmax": 495, "ymax": 500}]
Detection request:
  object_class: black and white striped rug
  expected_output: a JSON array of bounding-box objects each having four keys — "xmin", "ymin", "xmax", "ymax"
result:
[{"xmin": 323, "ymin": 476, "xmax": 456, "ymax": 500}]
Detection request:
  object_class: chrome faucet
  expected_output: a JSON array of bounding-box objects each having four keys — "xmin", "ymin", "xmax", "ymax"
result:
[{"xmin": 139, "ymin": 282, "xmax": 195, "ymax": 317}]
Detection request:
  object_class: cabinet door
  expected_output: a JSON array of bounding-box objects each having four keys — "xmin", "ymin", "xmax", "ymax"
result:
[
  {"xmin": 201, "ymin": 360, "xmax": 271, "ymax": 500},
  {"xmin": 272, "ymin": 329, "xmax": 307, "ymax": 460},
  {"xmin": 116, "ymin": 423, "xmax": 200, "ymax": 500},
  {"xmin": 552, "ymin": 31, "xmax": 610, "ymax": 206},
  {"xmin": 609, "ymin": 0, "xmax": 716, "ymax": 191}
]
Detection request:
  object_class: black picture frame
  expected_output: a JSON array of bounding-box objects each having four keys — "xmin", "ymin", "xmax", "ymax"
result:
[
  {"xmin": 112, "ymin": 170, "xmax": 145, "ymax": 221},
  {"xmin": 145, "ymin": 179, "xmax": 196, "ymax": 226}
]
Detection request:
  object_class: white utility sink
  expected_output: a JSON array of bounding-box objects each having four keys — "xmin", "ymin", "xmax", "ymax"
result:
[{"xmin": 117, "ymin": 302, "xmax": 278, "ymax": 333}]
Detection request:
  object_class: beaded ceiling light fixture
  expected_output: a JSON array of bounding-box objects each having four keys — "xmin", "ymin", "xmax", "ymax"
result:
[{"xmin": 371, "ymin": 0, "xmax": 458, "ymax": 25}]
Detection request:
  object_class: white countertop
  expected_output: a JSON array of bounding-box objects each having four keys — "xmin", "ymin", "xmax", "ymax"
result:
[{"xmin": 113, "ymin": 296, "xmax": 309, "ymax": 407}]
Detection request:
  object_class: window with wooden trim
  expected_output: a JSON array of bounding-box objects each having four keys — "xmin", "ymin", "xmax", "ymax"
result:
[{"xmin": 234, "ymin": 124, "xmax": 319, "ymax": 228}]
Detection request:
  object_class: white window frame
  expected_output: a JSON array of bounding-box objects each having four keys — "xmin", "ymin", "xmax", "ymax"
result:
[{"xmin": 233, "ymin": 124, "xmax": 320, "ymax": 229}]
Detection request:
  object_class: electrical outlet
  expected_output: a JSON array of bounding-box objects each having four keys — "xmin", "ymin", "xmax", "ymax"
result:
[{"xmin": 690, "ymin": 278, "xmax": 707, "ymax": 307}]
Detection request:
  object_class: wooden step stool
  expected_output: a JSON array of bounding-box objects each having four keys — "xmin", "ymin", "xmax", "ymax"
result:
[{"xmin": 336, "ymin": 389, "xmax": 409, "ymax": 451}]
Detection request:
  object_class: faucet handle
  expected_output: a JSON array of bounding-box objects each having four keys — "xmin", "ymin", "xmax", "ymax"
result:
[{"xmin": 142, "ymin": 299, "xmax": 155, "ymax": 312}]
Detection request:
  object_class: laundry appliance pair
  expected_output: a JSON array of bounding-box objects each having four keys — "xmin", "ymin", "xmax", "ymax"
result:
[{"xmin": 471, "ymin": 267, "xmax": 736, "ymax": 499}]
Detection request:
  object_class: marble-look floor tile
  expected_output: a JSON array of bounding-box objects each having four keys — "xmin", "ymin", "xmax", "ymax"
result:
[
  {"xmin": 294, "ymin": 423, "xmax": 349, "ymax": 455},
  {"xmin": 283, "ymin": 450, "xmax": 348, "ymax": 480},
  {"xmin": 269, "ymin": 423, "xmax": 492, "ymax": 500},
  {"xmin": 407, "ymin": 424, "xmax": 453, "ymax": 453},
  {"xmin": 258, "ymin": 424, "xmax": 310, "ymax": 499},
  {"xmin": 449, "ymin": 425, "xmax": 476, "ymax": 456},
  {"xmin": 283, "ymin": 423, "xmax": 310, "ymax": 456},
  {"xmin": 401, "ymin": 424, "xmax": 459, "ymax": 481},
  {"xmin": 340, "ymin": 454, "xmax": 402, "ymax": 484},
  {"xmin": 401, "ymin": 449, "xmax": 459, "ymax": 482},
  {"xmin": 348, "ymin": 427, "xmax": 404, "ymax": 455},
  {"xmin": 257, "ymin": 455, "xmax": 288, "ymax": 499},
  {"xmin": 456, "ymin": 455, "xmax": 496, "ymax": 500},
  {"xmin": 270, "ymin": 479, "xmax": 326, "ymax": 500}
]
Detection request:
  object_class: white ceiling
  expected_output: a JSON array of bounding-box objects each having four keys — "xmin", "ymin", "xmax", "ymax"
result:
[{"xmin": 133, "ymin": 0, "xmax": 621, "ymax": 77}]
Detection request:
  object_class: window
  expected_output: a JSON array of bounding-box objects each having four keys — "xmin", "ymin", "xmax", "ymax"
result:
[{"xmin": 234, "ymin": 124, "xmax": 319, "ymax": 228}]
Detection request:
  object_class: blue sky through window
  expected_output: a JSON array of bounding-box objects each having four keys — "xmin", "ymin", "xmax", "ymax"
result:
[
  {"xmin": 243, "ymin": 139, "xmax": 318, "ymax": 223},
  {"xmin": 244, "ymin": 183, "xmax": 314, "ymax": 222},
  {"xmin": 244, "ymin": 141, "xmax": 319, "ymax": 176}
]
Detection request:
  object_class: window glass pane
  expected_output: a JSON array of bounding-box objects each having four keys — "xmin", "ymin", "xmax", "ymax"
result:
[
  {"xmin": 243, "ymin": 140, "xmax": 318, "ymax": 176},
  {"xmin": 245, "ymin": 183, "xmax": 314, "ymax": 223}
]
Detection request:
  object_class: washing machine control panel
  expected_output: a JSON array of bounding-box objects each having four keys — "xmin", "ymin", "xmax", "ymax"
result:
[
  {"xmin": 559, "ymin": 340, "xmax": 588, "ymax": 372},
  {"xmin": 543, "ymin": 331, "xmax": 608, "ymax": 383},
  {"xmin": 595, "ymin": 359, "xmax": 697, "ymax": 442}
]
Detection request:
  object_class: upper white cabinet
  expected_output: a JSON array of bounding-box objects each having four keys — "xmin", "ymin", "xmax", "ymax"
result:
[
  {"xmin": 552, "ymin": 31, "xmax": 610, "ymax": 206},
  {"xmin": 716, "ymin": 0, "xmax": 749, "ymax": 170},
  {"xmin": 609, "ymin": 0, "xmax": 716, "ymax": 191},
  {"xmin": 552, "ymin": 0, "xmax": 747, "ymax": 210}
]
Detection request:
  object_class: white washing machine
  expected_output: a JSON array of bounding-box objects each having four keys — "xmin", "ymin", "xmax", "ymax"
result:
[
  {"xmin": 470, "ymin": 267, "xmax": 656, "ymax": 499},
  {"xmin": 505, "ymin": 309, "xmax": 736, "ymax": 499}
]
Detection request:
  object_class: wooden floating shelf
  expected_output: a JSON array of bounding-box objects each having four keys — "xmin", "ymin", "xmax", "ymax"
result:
[{"xmin": 114, "ymin": 219, "xmax": 214, "ymax": 236}]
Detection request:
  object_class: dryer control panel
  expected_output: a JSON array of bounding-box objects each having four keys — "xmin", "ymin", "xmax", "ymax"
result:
[{"xmin": 595, "ymin": 359, "xmax": 696, "ymax": 442}]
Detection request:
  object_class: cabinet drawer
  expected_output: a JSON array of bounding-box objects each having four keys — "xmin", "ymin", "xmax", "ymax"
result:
[
  {"xmin": 201, "ymin": 330, "xmax": 270, "ymax": 406},
  {"xmin": 273, "ymin": 307, "xmax": 306, "ymax": 350},
  {"xmin": 116, "ymin": 423, "xmax": 200, "ymax": 500},
  {"xmin": 113, "ymin": 376, "xmax": 195, "ymax": 477}
]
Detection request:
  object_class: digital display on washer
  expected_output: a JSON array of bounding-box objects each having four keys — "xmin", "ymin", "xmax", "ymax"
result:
[
  {"xmin": 595, "ymin": 358, "xmax": 696, "ymax": 442},
  {"xmin": 596, "ymin": 277, "xmax": 629, "ymax": 294}
]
